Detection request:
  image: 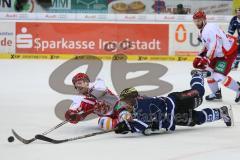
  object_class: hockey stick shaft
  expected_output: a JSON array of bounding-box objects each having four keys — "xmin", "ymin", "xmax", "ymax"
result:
[
  {"xmin": 41, "ymin": 120, "xmax": 68, "ymax": 135},
  {"xmin": 35, "ymin": 129, "xmax": 114, "ymax": 144}
]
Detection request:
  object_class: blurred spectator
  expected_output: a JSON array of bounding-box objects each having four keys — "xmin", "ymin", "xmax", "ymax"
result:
[
  {"xmin": 232, "ymin": 0, "xmax": 240, "ymax": 14},
  {"xmin": 153, "ymin": 0, "xmax": 166, "ymax": 14},
  {"xmin": 107, "ymin": 0, "xmax": 115, "ymax": 4},
  {"xmin": 173, "ymin": 4, "xmax": 188, "ymax": 14}
]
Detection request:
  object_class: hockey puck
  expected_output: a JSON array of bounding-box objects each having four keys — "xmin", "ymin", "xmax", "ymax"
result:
[{"xmin": 8, "ymin": 136, "xmax": 14, "ymax": 143}]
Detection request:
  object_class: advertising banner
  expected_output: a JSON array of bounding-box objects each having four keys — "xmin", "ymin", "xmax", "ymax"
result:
[
  {"xmin": 164, "ymin": 0, "xmax": 232, "ymax": 15},
  {"xmin": 16, "ymin": 22, "xmax": 169, "ymax": 55},
  {"xmin": 108, "ymin": 0, "xmax": 232, "ymax": 15},
  {"xmin": 0, "ymin": 0, "xmax": 108, "ymax": 13},
  {"xmin": 0, "ymin": 0, "xmax": 233, "ymax": 15},
  {"xmin": 0, "ymin": 22, "xmax": 15, "ymax": 53},
  {"xmin": 0, "ymin": 0, "xmax": 35, "ymax": 12},
  {"xmin": 170, "ymin": 23, "xmax": 229, "ymax": 56},
  {"xmin": 170, "ymin": 23, "xmax": 200, "ymax": 56}
]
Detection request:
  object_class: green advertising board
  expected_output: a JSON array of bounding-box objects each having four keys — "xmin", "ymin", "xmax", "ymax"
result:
[{"xmin": 71, "ymin": 0, "xmax": 108, "ymax": 13}]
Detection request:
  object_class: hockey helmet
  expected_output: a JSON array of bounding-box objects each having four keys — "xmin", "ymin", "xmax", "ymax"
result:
[
  {"xmin": 120, "ymin": 87, "xmax": 139, "ymax": 100},
  {"xmin": 193, "ymin": 10, "xmax": 206, "ymax": 20},
  {"xmin": 72, "ymin": 73, "xmax": 90, "ymax": 85}
]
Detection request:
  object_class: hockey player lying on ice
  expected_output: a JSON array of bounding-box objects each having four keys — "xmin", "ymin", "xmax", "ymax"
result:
[
  {"xmin": 113, "ymin": 73, "xmax": 232, "ymax": 135},
  {"xmin": 192, "ymin": 10, "xmax": 240, "ymax": 103},
  {"xmin": 64, "ymin": 73, "xmax": 119, "ymax": 127},
  {"xmin": 64, "ymin": 72, "xmax": 232, "ymax": 135}
]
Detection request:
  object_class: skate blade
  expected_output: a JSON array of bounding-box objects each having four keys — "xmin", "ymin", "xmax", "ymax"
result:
[
  {"xmin": 205, "ymin": 99, "xmax": 223, "ymax": 102},
  {"xmin": 228, "ymin": 105, "xmax": 234, "ymax": 127}
]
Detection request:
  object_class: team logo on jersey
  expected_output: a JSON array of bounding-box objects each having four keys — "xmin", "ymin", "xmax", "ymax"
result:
[{"xmin": 215, "ymin": 61, "xmax": 227, "ymax": 73}]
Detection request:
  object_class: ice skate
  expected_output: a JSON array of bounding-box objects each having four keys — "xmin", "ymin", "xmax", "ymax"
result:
[
  {"xmin": 220, "ymin": 106, "xmax": 232, "ymax": 126},
  {"xmin": 205, "ymin": 89, "xmax": 222, "ymax": 101},
  {"xmin": 191, "ymin": 69, "xmax": 211, "ymax": 78}
]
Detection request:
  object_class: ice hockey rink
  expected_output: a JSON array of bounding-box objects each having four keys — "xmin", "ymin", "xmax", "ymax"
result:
[{"xmin": 0, "ymin": 60, "xmax": 240, "ymax": 160}]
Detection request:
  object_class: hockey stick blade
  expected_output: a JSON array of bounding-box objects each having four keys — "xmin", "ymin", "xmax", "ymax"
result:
[
  {"xmin": 11, "ymin": 120, "xmax": 68, "ymax": 144},
  {"xmin": 35, "ymin": 135, "xmax": 68, "ymax": 144},
  {"xmin": 35, "ymin": 130, "xmax": 114, "ymax": 144},
  {"xmin": 12, "ymin": 129, "xmax": 36, "ymax": 144}
]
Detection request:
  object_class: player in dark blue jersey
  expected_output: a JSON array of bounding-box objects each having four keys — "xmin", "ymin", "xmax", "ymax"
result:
[
  {"xmin": 228, "ymin": 8, "xmax": 240, "ymax": 69},
  {"xmin": 114, "ymin": 88, "xmax": 176, "ymax": 135},
  {"xmin": 114, "ymin": 73, "xmax": 232, "ymax": 135}
]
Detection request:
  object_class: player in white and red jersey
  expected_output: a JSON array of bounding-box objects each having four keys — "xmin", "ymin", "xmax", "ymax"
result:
[
  {"xmin": 65, "ymin": 73, "xmax": 119, "ymax": 126},
  {"xmin": 192, "ymin": 10, "xmax": 240, "ymax": 103}
]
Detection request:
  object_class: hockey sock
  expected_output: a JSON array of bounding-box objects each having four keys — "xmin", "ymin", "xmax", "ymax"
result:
[
  {"xmin": 202, "ymin": 108, "xmax": 221, "ymax": 122},
  {"xmin": 222, "ymin": 76, "xmax": 240, "ymax": 92},
  {"xmin": 193, "ymin": 108, "xmax": 221, "ymax": 125},
  {"xmin": 207, "ymin": 78, "xmax": 219, "ymax": 94}
]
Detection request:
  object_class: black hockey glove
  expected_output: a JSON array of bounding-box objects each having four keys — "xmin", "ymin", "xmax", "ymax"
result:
[
  {"xmin": 142, "ymin": 122, "xmax": 160, "ymax": 135},
  {"xmin": 114, "ymin": 121, "xmax": 131, "ymax": 134}
]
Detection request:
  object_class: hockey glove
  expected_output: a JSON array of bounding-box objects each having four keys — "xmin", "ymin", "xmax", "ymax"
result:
[
  {"xmin": 193, "ymin": 56, "xmax": 209, "ymax": 69},
  {"xmin": 65, "ymin": 110, "xmax": 86, "ymax": 124},
  {"xmin": 198, "ymin": 47, "xmax": 207, "ymax": 57},
  {"xmin": 142, "ymin": 122, "xmax": 160, "ymax": 135},
  {"xmin": 114, "ymin": 121, "xmax": 131, "ymax": 134}
]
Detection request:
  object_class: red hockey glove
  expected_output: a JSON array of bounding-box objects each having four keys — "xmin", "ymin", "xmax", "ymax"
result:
[
  {"xmin": 79, "ymin": 97, "xmax": 96, "ymax": 114},
  {"xmin": 193, "ymin": 56, "xmax": 209, "ymax": 69},
  {"xmin": 65, "ymin": 110, "xmax": 87, "ymax": 124}
]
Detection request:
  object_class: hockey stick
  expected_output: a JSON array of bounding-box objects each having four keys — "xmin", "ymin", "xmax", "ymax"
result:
[
  {"xmin": 11, "ymin": 108, "xmax": 103, "ymax": 144},
  {"xmin": 35, "ymin": 129, "xmax": 114, "ymax": 144},
  {"xmin": 12, "ymin": 101, "xmax": 109, "ymax": 144},
  {"xmin": 12, "ymin": 120, "xmax": 68, "ymax": 144}
]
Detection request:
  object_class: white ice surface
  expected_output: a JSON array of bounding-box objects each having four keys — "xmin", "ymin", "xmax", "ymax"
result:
[{"xmin": 0, "ymin": 60, "xmax": 240, "ymax": 160}]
